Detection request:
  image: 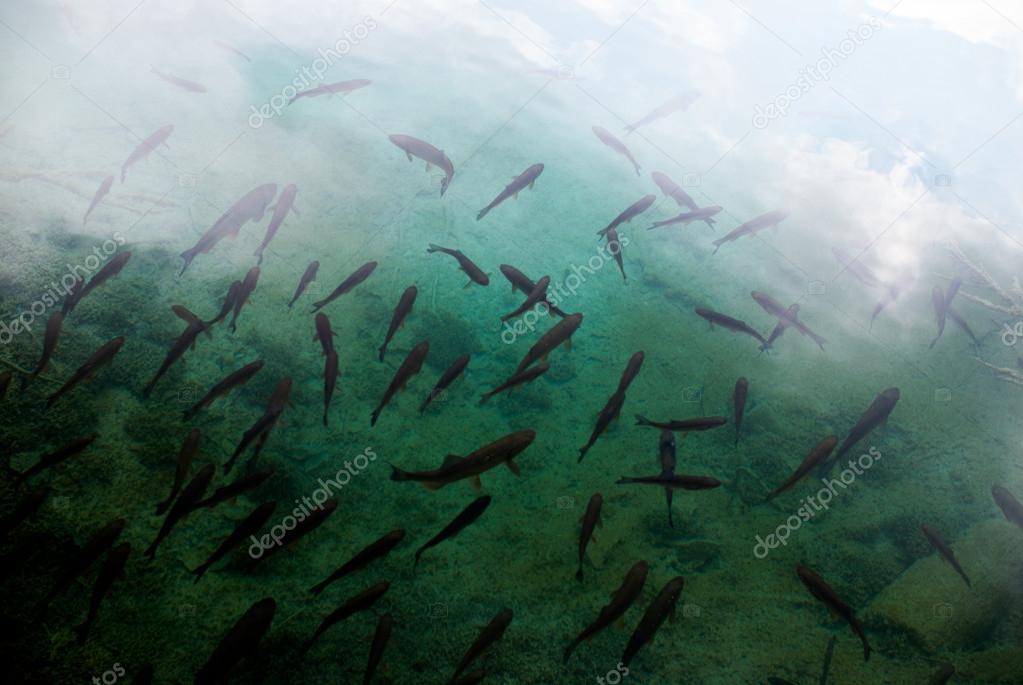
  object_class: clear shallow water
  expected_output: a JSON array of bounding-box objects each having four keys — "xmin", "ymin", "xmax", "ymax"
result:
[{"xmin": 2, "ymin": 1, "xmax": 1023, "ymax": 683}]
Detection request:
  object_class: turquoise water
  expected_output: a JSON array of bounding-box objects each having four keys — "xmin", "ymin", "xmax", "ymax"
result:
[{"xmin": 2, "ymin": 1, "xmax": 1023, "ymax": 683}]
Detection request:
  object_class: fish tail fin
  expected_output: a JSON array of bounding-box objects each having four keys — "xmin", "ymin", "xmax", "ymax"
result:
[
  {"xmin": 309, "ymin": 580, "xmax": 327, "ymax": 595},
  {"xmin": 426, "ymin": 244, "xmax": 442, "ymax": 253},
  {"xmin": 389, "ymin": 464, "xmax": 409, "ymax": 482},
  {"xmin": 370, "ymin": 409, "xmax": 380, "ymax": 426},
  {"xmin": 191, "ymin": 563, "xmax": 208, "ymax": 583},
  {"xmin": 476, "ymin": 208, "xmax": 488, "ymax": 221},
  {"xmin": 634, "ymin": 414, "xmax": 649, "ymax": 426}
]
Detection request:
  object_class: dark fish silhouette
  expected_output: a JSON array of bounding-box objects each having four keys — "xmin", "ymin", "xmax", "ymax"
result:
[
  {"xmin": 45, "ymin": 337, "xmax": 124, "ymax": 410},
  {"xmin": 420, "ymin": 354, "xmax": 470, "ymax": 414},
  {"xmin": 194, "ymin": 597, "xmax": 276, "ymax": 685},
  {"xmin": 83, "ymin": 174, "xmax": 114, "ymax": 225},
  {"xmin": 414, "ymin": 496, "xmax": 491, "ymax": 569},
  {"xmin": 12, "ymin": 433, "xmax": 97, "ymax": 486},
  {"xmin": 0, "ymin": 487, "xmax": 49, "ymax": 539},
  {"xmin": 192, "ymin": 501, "xmax": 277, "ymax": 582},
  {"xmin": 992, "ymin": 485, "xmax": 1023, "ymax": 531},
  {"xmin": 635, "ymin": 415, "xmax": 726, "ymax": 432},
  {"xmin": 154, "ymin": 429, "xmax": 200, "ymax": 515},
  {"xmin": 38, "ymin": 517, "xmax": 124, "ymax": 611},
  {"xmin": 767, "ymin": 436, "xmax": 838, "ymax": 500},
  {"xmin": 389, "ymin": 133, "xmax": 455, "ymax": 196},
  {"xmin": 372, "ymin": 341, "xmax": 429, "ymax": 426},
  {"xmin": 195, "ymin": 466, "xmax": 274, "ymax": 510},
  {"xmin": 63, "ymin": 251, "xmax": 132, "ymax": 314},
  {"xmin": 752, "ymin": 291, "xmax": 826, "ymax": 350},
  {"xmin": 288, "ymin": 260, "xmax": 319, "ymax": 308},
  {"xmin": 122, "ymin": 124, "xmax": 172, "ymax": 182},
  {"xmin": 304, "ymin": 581, "xmax": 390, "ymax": 653},
  {"xmin": 310, "ymin": 529, "xmax": 406, "ymax": 595},
  {"xmin": 477, "ymin": 163, "xmax": 543, "ymax": 220},
  {"xmin": 145, "ymin": 464, "xmax": 214, "ymax": 559},
  {"xmin": 929, "ymin": 285, "xmax": 948, "ymax": 349},
  {"xmin": 254, "ymin": 183, "xmax": 297, "ymax": 265},
  {"xmin": 180, "ymin": 183, "xmax": 277, "ymax": 274},
  {"xmin": 652, "ymin": 171, "xmax": 699, "ymax": 212},
  {"xmin": 920, "ymin": 523, "xmax": 971, "ymax": 588},
  {"xmin": 832, "ymin": 247, "xmax": 885, "ymax": 289},
  {"xmin": 733, "ymin": 377, "xmax": 748, "ymax": 446},
  {"xmin": 625, "ymin": 91, "xmax": 699, "ymax": 133},
  {"xmin": 513, "ymin": 313, "xmax": 583, "ymax": 375},
  {"xmin": 314, "ymin": 312, "xmax": 336, "ymax": 356},
  {"xmin": 208, "ymin": 280, "xmax": 241, "ymax": 327},
  {"xmin": 593, "ymin": 126, "xmax": 641, "ymax": 176},
  {"xmin": 183, "ymin": 359, "xmax": 264, "ymax": 420},
  {"xmin": 224, "ymin": 378, "xmax": 292, "ymax": 473},
  {"xmin": 144, "ymin": 321, "xmax": 206, "ymax": 397},
  {"xmin": 796, "ymin": 565, "xmax": 871, "ymax": 661},
  {"xmin": 604, "ymin": 226, "xmax": 627, "ymax": 282},
  {"xmin": 597, "ymin": 195, "xmax": 656, "ymax": 237},
  {"xmin": 615, "ymin": 474, "xmax": 721, "ymax": 490},
  {"xmin": 392, "ymin": 431, "xmax": 534, "ymax": 490},
  {"xmin": 428, "ymin": 244, "xmax": 489, "ymax": 286},
  {"xmin": 290, "ymin": 79, "xmax": 371, "ymax": 102},
  {"xmin": 449, "ymin": 608, "xmax": 513, "ymax": 683},
  {"xmin": 649, "ymin": 206, "xmax": 721, "ymax": 229},
  {"xmin": 74, "ymin": 541, "xmax": 130, "ymax": 644},
  {"xmin": 500, "ymin": 275, "xmax": 550, "ymax": 322},
  {"xmin": 364, "ymin": 613, "xmax": 393, "ymax": 685},
  {"xmin": 379, "ymin": 286, "xmax": 417, "ymax": 361},
  {"xmin": 621, "ymin": 576, "xmax": 685, "ymax": 667},
  {"xmin": 228, "ymin": 266, "xmax": 260, "ymax": 332},
  {"xmin": 311, "ymin": 261, "xmax": 377, "ymax": 312},
  {"xmin": 616, "ymin": 351, "xmax": 645, "ymax": 394},
  {"xmin": 564, "ymin": 560, "xmax": 649, "ymax": 663},
  {"xmin": 576, "ymin": 493, "xmax": 603, "ymax": 581},
  {"xmin": 251, "ymin": 500, "xmax": 338, "ymax": 568},
  {"xmin": 323, "ymin": 350, "xmax": 340, "ymax": 426},
  {"xmin": 712, "ymin": 209, "xmax": 789, "ymax": 253},
  {"xmin": 695, "ymin": 307, "xmax": 768, "ymax": 348},
  {"xmin": 499, "ymin": 264, "xmax": 567, "ymax": 318},
  {"xmin": 578, "ymin": 390, "xmax": 626, "ymax": 463},
  {"xmin": 480, "ymin": 362, "xmax": 549, "ymax": 403},
  {"xmin": 657, "ymin": 430, "xmax": 677, "ymax": 526},
  {"xmin": 151, "ymin": 67, "xmax": 206, "ymax": 93},
  {"xmin": 821, "ymin": 387, "xmax": 899, "ymax": 474}
]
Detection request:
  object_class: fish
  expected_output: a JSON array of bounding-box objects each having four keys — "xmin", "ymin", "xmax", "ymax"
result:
[
  {"xmin": 253, "ymin": 183, "xmax": 297, "ymax": 265},
  {"xmin": 604, "ymin": 226, "xmax": 627, "ymax": 282},
  {"xmin": 657, "ymin": 430, "xmax": 677, "ymax": 526},
  {"xmin": 314, "ymin": 312, "xmax": 336, "ymax": 356},
  {"xmin": 695, "ymin": 307, "xmax": 768, "ymax": 348},
  {"xmin": 183, "ymin": 359, "xmax": 264, "ymax": 420},
  {"xmin": 213, "ymin": 39, "xmax": 252, "ymax": 62},
  {"xmin": 151, "ymin": 67, "xmax": 206, "ymax": 93},
  {"xmin": 869, "ymin": 277, "xmax": 913, "ymax": 331},
  {"xmin": 0, "ymin": 369, "xmax": 11, "ymax": 399},
  {"xmin": 477, "ymin": 163, "xmax": 544, "ymax": 220},
  {"xmin": 821, "ymin": 387, "xmax": 899, "ymax": 474},
  {"xmin": 428, "ymin": 244, "xmax": 489, "ymax": 286},
  {"xmin": 576, "ymin": 493, "xmax": 603, "ymax": 581},
  {"xmin": 392, "ymin": 430, "xmax": 534, "ymax": 491},
  {"xmin": 45, "ymin": 336, "xmax": 125, "ymax": 408},
  {"xmin": 563, "ymin": 560, "xmax": 649, "ymax": 663},
  {"xmin": 920, "ymin": 524, "xmax": 971, "ymax": 588},
  {"xmin": 0, "ymin": 487, "xmax": 49, "ymax": 539},
  {"xmin": 499, "ymin": 264, "xmax": 567, "ymax": 317},
  {"xmin": 23, "ymin": 311, "xmax": 64, "ymax": 389},
  {"xmin": 624, "ymin": 91, "xmax": 699, "ymax": 133},
  {"xmin": 12, "ymin": 433, "xmax": 98, "ymax": 486},
  {"xmin": 194, "ymin": 466, "xmax": 274, "ymax": 510},
  {"xmin": 712, "ymin": 209, "xmax": 790, "ymax": 254},
  {"xmin": 310, "ymin": 529, "xmax": 406, "ymax": 595},
  {"xmin": 649, "ymin": 206, "xmax": 721, "ymax": 230},
  {"xmin": 389, "ymin": 133, "xmax": 455, "ymax": 196},
  {"xmin": 180, "ymin": 183, "xmax": 277, "ymax": 275},
  {"xmin": 192, "ymin": 501, "xmax": 277, "ymax": 582},
  {"xmin": 945, "ymin": 277, "xmax": 962, "ymax": 306},
  {"xmin": 74, "ymin": 541, "xmax": 130, "ymax": 644},
  {"xmin": 323, "ymin": 350, "xmax": 340, "ymax": 426},
  {"xmin": 288, "ymin": 260, "xmax": 319, "ymax": 308},
  {"xmin": 597, "ymin": 195, "xmax": 656, "ymax": 237},
  {"xmin": 449, "ymin": 608, "xmax": 513, "ymax": 683},
  {"xmin": 992, "ymin": 485, "xmax": 1023, "ymax": 531},
  {"xmin": 228, "ymin": 266, "xmax": 260, "ymax": 333},
  {"xmin": 766, "ymin": 435, "xmax": 838, "ymax": 500},
  {"xmin": 512, "ymin": 313, "xmax": 583, "ymax": 375},
  {"xmin": 451, "ymin": 671, "xmax": 485, "ymax": 685},
  {"xmin": 946, "ymin": 308, "xmax": 979, "ymax": 346},
  {"xmin": 154, "ymin": 429, "xmax": 200, "ymax": 515},
  {"xmin": 615, "ymin": 474, "xmax": 722, "ymax": 490},
  {"xmin": 121, "ymin": 124, "xmax": 173, "ymax": 182},
  {"xmin": 652, "ymin": 171, "xmax": 698, "ymax": 212},
  {"xmin": 371, "ymin": 341, "xmax": 429, "ymax": 426},
  {"xmin": 224, "ymin": 378, "xmax": 292, "ymax": 473},
  {"xmin": 420, "ymin": 353, "xmax": 470, "ymax": 414},
  {"xmin": 37, "ymin": 517, "xmax": 125, "ymax": 611},
  {"xmin": 592, "ymin": 126, "xmax": 641, "ymax": 176},
  {"xmin": 207, "ymin": 280, "xmax": 241, "ymax": 327},
  {"xmin": 927, "ymin": 663, "xmax": 955, "ymax": 685},
  {"xmin": 311, "ymin": 261, "xmax": 378, "ymax": 313},
  {"xmin": 194, "ymin": 597, "xmax": 276, "ymax": 685},
  {"xmin": 634, "ymin": 415, "xmax": 726, "ymax": 432},
  {"xmin": 413, "ymin": 496, "xmax": 491, "ymax": 569},
  {"xmin": 143, "ymin": 322, "xmax": 206, "ymax": 397},
  {"xmin": 144, "ymin": 464, "xmax": 215, "ymax": 559},
  {"xmin": 796, "ymin": 565, "xmax": 871, "ymax": 662},
  {"xmin": 929, "ymin": 285, "xmax": 948, "ymax": 349},
  {"xmin": 733, "ymin": 377, "xmax": 748, "ymax": 447},
  {"xmin": 61, "ymin": 275, "xmax": 86, "ymax": 315},
  {"xmin": 832, "ymin": 247, "xmax": 884, "ymax": 289},
  {"xmin": 289, "ymin": 78, "xmax": 372, "ymax": 102},
  {"xmin": 500, "ymin": 276, "xmax": 550, "ymax": 322},
  {"xmin": 480, "ymin": 362, "xmax": 549, "ymax": 403},
  {"xmin": 364, "ymin": 613, "xmax": 393, "ymax": 685},
  {"xmin": 578, "ymin": 390, "xmax": 626, "ymax": 463},
  {"xmin": 172, "ymin": 304, "xmax": 212, "ymax": 336},
  {"xmin": 762, "ymin": 303, "xmax": 799, "ymax": 350},
  {"xmin": 751, "ymin": 291, "xmax": 827, "ymax": 351},
  {"xmin": 303, "ymin": 581, "xmax": 390, "ymax": 653},
  {"xmin": 379, "ymin": 286, "xmax": 417, "ymax": 361},
  {"xmin": 621, "ymin": 576, "xmax": 685, "ymax": 668},
  {"xmin": 252, "ymin": 499, "xmax": 338, "ymax": 565},
  {"xmin": 83, "ymin": 174, "xmax": 114, "ymax": 225},
  {"xmin": 616, "ymin": 351, "xmax": 645, "ymax": 394},
  {"xmin": 63, "ymin": 251, "xmax": 132, "ymax": 314}
]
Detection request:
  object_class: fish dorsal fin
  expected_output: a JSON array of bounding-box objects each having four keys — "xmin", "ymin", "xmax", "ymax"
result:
[
  {"xmin": 441, "ymin": 455, "xmax": 464, "ymax": 469},
  {"xmin": 505, "ymin": 459, "xmax": 520, "ymax": 476}
]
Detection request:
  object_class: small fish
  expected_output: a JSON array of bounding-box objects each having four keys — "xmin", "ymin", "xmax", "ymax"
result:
[
  {"xmin": 229, "ymin": 266, "xmax": 260, "ymax": 332},
  {"xmin": 371, "ymin": 341, "xmax": 429, "ymax": 426},
  {"xmin": 290, "ymin": 79, "xmax": 371, "ymax": 103},
  {"xmin": 766, "ymin": 435, "xmax": 838, "ymax": 500},
  {"xmin": 499, "ymin": 264, "xmax": 567, "ymax": 317},
  {"xmin": 224, "ymin": 378, "xmax": 292, "ymax": 473},
  {"xmin": 592, "ymin": 126, "xmax": 641, "ymax": 176},
  {"xmin": 929, "ymin": 285, "xmax": 947, "ymax": 349},
  {"xmin": 143, "ymin": 321, "xmax": 206, "ymax": 397},
  {"xmin": 733, "ymin": 377, "xmax": 748, "ymax": 447},
  {"xmin": 414, "ymin": 496, "xmax": 491, "ymax": 569},
  {"xmin": 428, "ymin": 244, "xmax": 489, "ymax": 286},
  {"xmin": 0, "ymin": 487, "xmax": 49, "ymax": 539},
  {"xmin": 712, "ymin": 209, "xmax": 790, "ymax": 254},
  {"xmin": 500, "ymin": 276, "xmax": 550, "ymax": 322},
  {"xmin": 649, "ymin": 205, "xmax": 721, "ymax": 230},
  {"xmin": 207, "ymin": 281, "xmax": 241, "ymax": 327},
  {"xmin": 751, "ymin": 291, "xmax": 826, "ymax": 350},
  {"xmin": 796, "ymin": 565, "xmax": 871, "ymax": 662},
  {"xmin": 762, "ymin": 303, "xmax": 799, "ymax": 350},
  {"xmin": 616, "ymin": 351, "xmax": 645, "ymax": 395},
  {"xmin": 380, "ymin": 286, "xmax": 417, "ymax": 361},
  {"xmin": 920, "ymin": 524, "xmax": 971, "ymax": 588},
  {"xmin": 597, "ymin": 195, "xmax": 656, "ymax": 237},
  {"xmin": 821, "ymin": 387, "xmax": 899, "ymax": 474},
  {"xmin": 657, "ymin": 430, "xmax": 677, "ymax": 526},
  {"xmin": 253, "ymin": 183, "xmax": 297, "ymax": 265},
  {"xmin": 45, "ymin": 337, "xmax": 125, "ymax": 408},
  {"xmin": 478, "ymin": 163, "xmax": 544, "ymax": 220},
  {"xmin": 61, "ymin": 275, "xmax": 86, "ymax": 315},
  {"xmin": 144, "ymin": 464, "xmax": 215, "ymax": 559},
  {"xmin": 651, "ymin": 171, "xmax": 698, "ymax": 212},
  {"xmin": 946, "ymin": 307, "xmax": 979, "ymax": 346},
  {"xmin": 154, "ymin": 429, "xmax": 200, "ymax": 515},
  {"xmin": 576, "ymin": 493, "xmax": 603, "ymax": 581},
  {"xmin": 389, "ymin": 133, "xmax": 455, "ymax": 196},
  {"xmin": 578, "ymin": 390, "xmax": 626, "ymax": 463},
  {"xmin": 832, "ymin": 247, "xmax": 884, "ymax": 289},
  {"xmin": 624, "ymin": 91, "xmax": 699, "ymax": 133},
  {"xmin": 288, "ymin": 260, "xmax": 319, "ymax": 308},
  {"xmin": 992, "ymin": 485, "xmax": 1023, "ymax": 531},
  {"xmin": 604, "ymin": 226, "xmax": 627, "ymax": 282},
  {"xmin": 945, "ymin": 277, "xmax": 962, "ymax": 306},
  {"xmin": 634, "ymin": 415, "xmax": 726, "ymax": 432},
  {"xmin": 364, "ymin": 613, "xmax": 393, "ymax": 685},
  {"xmin": 695, "ymin": 307, "xmax": 768, "ymax": 348},
  {"xmin": 323, "ymin": 350, "xmax": 340, "ymax": 426},
  {"xmin": 194, "ymin": 598, "xmax": 276, "ymax": 685},
  {"xmin": 121, "ymin": 124, "xmax": 173, "ymax": 182},
  {"xmin": 480, "ymin": 362, "xmax": 549, "ymax": 403},
  {"xmin": 151, "ymin": 67, "xmax": 206, "ymax": 93},
  {"xmin": 563, "ymin": 560, "xmax": 649, "ymax": 663},
  {"xmin": 392, "ymin": 430, "xmax": 534, "ymax": 490},
  {"xmin": 83, "ymin": 174, "xmax": 114, "ymax": 225},
  {"xmin": 180, "ymin": 184, "xmax": 277, "ymax": 275},
  {"xmin": 310, "ymin": 529, "xmax": 406, "ymax": 595},
  {"xmin": 449, "ymin": 608, "xmax": 513, "ymax": 683},
  {"xmin": 192, "ymin": 501, "xmax": 277, "ymax": 582},
  {"xmin": 171, "ymin": 304, "xmax": 212, "ymax": 335},
  {"xmin": 311, "ymin": 261, "xmax": 378, "ymax": 312},
  {"xmin": 314, "ymin": 312, "xmax": 336, "ymax": 356},
  {"xmin": 869, "ymin": 277, "xmax": 913, "ymax": 331},
  {"xmin": 213, "ymin": 39, "xmax": 251, "ymax": 62},
  {"xmin": 195, "ymin": 466, "xmax": 274, "ymax": 510},
  {"xmin": 12, "ymin": 433, "xmax": 98, "ymax": 486},
  {"xmin": 64, "ymin": 251, "xmax": 132, "ymax": 314},
  {"xmin": 621, "ymin": 576, "xmax": 685, "ymax": 667},
  {"xmin": 38, "ymin": 517, "xmax": 125, "ymax": 610},
  {"xmin": 615, "ymin": 474, "xmax": 721, "ymax": 490},
  {"xmin": 252, "ymin": 500, "xmax": 338, "ymax": 565},
  {"xmin": 23, "ymin": 311, "xmax": 64, "ymax": 389},
  {"xmin": 74, "ymin": 541, "xmax": 130, "ymax": 644},
  {"xmin": 303, "ymin": 581, "xmax": 390, "ymax": 653},
  {"xmin": 420, "ymin": 354, "xmax": 470, "ymax": 414},
  {"xmin": 183, "ymin": 359, "xmax": 264, "ymax": 420},
  {"xmin": 513, "ymin": 313, "xmax": 583, "ymax": 375},
  {"xmin": 927, "ymin": 662, "xmax": 955, "ymax": 685}
]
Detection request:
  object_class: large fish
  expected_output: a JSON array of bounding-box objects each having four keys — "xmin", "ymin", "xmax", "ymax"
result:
[
  {"xmin": 616, "ymin": 351, "xmax": 645, "ymax": 395},
  {"xmin": 121, "ymin": 124, "xmax": 173, "ymax": 182},
  {"xmin": 74, "ymin": 541, "xmax": 130, "ymax": 644},
  {"xmin": 154, "ymin": 429, "xmax": 200, "ymax": 515},
  {"xmin": 766, "ymin": 435, "xmax": 838, "ymax": 500},
  {"xmin": 621, "ymin": 576, "xmax": 685, "ymax": 667},
  {"xmin": 38, "ymin": 517, "xmax": 124, "ymax": 611},
  {"xmin": 624, "ymin": 91, "xmax": 699, "ymax": 133},
  {"xmin": 419, "ymin": 353, "xmax": 470, "ymax": 414},
  {"xmin": 45, "ymin": 337, "xmax": 125, "ymax": 409},
  {"xmin": 143, "ymin": 320, "xmax": 206, "ymax": 397},
  {"xmin": 13, "ymin": 433, "xmax": 98, "ymax": 486},
  {"xmin": 389, "ymin": 134, "xmax": 455, "ymax": 196},
  {"xmin": 592, "ymin": 126, "xmax": 641, "ymax": 176},
  {"xmin": 575, "ymin": 493, "xmax": 603, "ymax": 581},
  {"xmin": 289, "ymin": 79, "xmax": 371, "ymax": 103},
  {"xmin": 224, "ymin": 378, "xmax": 292, "ymax": 473},
  {"xmin": 228, "ymin": 266, "xmax": 260, "ymax": 333},
  {"xmin": 311, "ymin": 261, "xmax": 377, "ymax": 313},
  {"xmin": 500, "ymin": 276, "xmax": 550, "ymax": 322},
  {"xmin": 920, "ymin": 524, "xmax": 971, "ymax": 588},
  {"xmin": 563, "ymin": 560, "xmax": 649, "ymax": 663},
  {"xmin": 63, "ymin": 251, "xmax": 132, "ymax": 314},
  {"xmin": 144, "ymin": 464, "xmax": 214, "ymax": 559},
  {"xmin": 733, "ymin": 377, "xmax": 748, "ymax": 446},
  {"xmin": 194, "ymin": 598, "xmax": 276, "ymax": 685},
  {"xmin": 513, "ymin": 313, "xmax": 583, "ymax": 375},
  {"xmin": 364, "ymin": 613, "xmax": 393, "ymax": 685},
  {"xmin": 480, "ymin": 362, "xmax": 549, "ymax": 403},
  {"xmin": 379, "ymin": 286, "xmax": 417, "ymax": 361},
  {"xmin": 83, "ymin": 174, "xmax": 114, "ymax": 225},
  {"xmin": 597, "ymin": 195, "xmax": 656, "ymax": 237},
  {"xmin": 796, "ymin": 565, "xmax": 871, "ymax": 662},
  {"xmin": 183, "ymin": 359, "xmax": 264, "ymax": 420},
  {"xmin": 751, "ymin": 291, "xmax": 826, "ymax": 351},
  {"xmin": 151, "ymin": 67, "xmax": 206, "ymax": 93},
  {"xmin": 310, "ymin": 529, "xmax": 406, "ymax": 595},
  {"xmin": 207, "ymin": 281, "xmax": 241, "ymax": 327},
  {"xmin": 695, "ymin": 307, "xmax": 768, "ymax": 348},
  {"xmin": 652, "ymin": 171, "xmax": 698, "ymax": 212},
  {"xmin": 821, "ymin": 387, "xmax": 899, "ymax": 474},
  {"xmin": 253, "ymin": 183, "xmax": 297, "ymax": 265},
  {"xmin": 634, "ymin": 415, "xmax": 726, "ymax": 432},
  {"xmin": 391, "ymin": 430, "xmax": 534, "ymax": 490},
  {"xmin": 303, "ymin": 582, "xmax": 390, "ymax": 653},
  {"xmin": 477, "ymin": 163, "xmax": 544, "ymax": 220},
  {"xmin": 992, "ymin": 485, "xmax": 1023, "ymax": 531},
  {"xmin": 413, "ymin": 496, "xmax": 491, "ymax": 569},
  {"xmin": 23, "ymin": 311, "xmax": 64, "ymax": 389},
  {"xmin": 449, "ymin": 608, "xmax": 513, "ymax": 683},
  {"xmin": 499, "ymin": 264, "xmax": 567, "ymax": 318},
  {"xmin": 371, "ymin": 341, "xmax": 429, "ymax": 426},
  {"xmin": 180, "ymin": 184, "xmax": 278, "ymax": 275},
  {"xmin": 712, "ymin": 209, "xmax": 790, "ymax": 254},
  {"xmin": 649, "ymin": 206, "xmax": 721, "ymax": 230},
  {"xmin": 578, "ymin": 390, "xmax": 626, "ymax": 463},
  {"xmin": 192, "ymin": 501, "xmax": 277, "ymax": 582},
  {"xmin": 288, "ymin": 260, "xmax": 319, "ymax": 308},
  {"xmin": 428, "ymin": 244, "xmax": 489, "ymax": 286}
]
